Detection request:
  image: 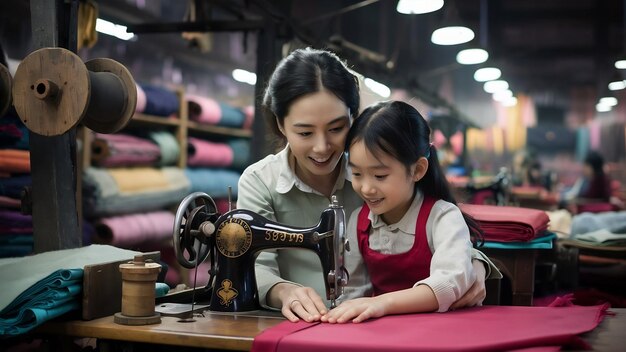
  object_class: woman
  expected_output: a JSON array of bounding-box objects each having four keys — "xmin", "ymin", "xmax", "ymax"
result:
[{"xmin": 237, "ymin": 48, "xmax": 500, "ymax": 322}]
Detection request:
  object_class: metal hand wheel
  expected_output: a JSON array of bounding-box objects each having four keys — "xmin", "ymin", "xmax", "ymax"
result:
[{"xmin": 173, "ymin": 192, "xmax": 218, "ymax": 269}]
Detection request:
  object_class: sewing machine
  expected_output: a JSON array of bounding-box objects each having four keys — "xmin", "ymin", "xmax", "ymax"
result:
[{"xmin": 172, "ymin": 192, "xmax": 349, "ymax": 312}]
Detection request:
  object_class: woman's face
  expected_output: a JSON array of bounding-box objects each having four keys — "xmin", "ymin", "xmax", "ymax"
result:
[{"xmin": 280, "ymin": 90, "xmax": 351, "ymax": 181}]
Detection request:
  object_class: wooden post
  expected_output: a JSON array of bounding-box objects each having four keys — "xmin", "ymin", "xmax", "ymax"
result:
[{"xmin": 29, "ymin": 0, "xmax": 81, "ymax": 252}]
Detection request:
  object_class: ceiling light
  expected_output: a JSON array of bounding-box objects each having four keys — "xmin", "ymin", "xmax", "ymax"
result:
[
  {"xmin": 473, "ymin": 67, "xmax": 501, "ymax": 82},
  {"xmin": 492, "ymin": 89, "xmax": 513, "ymax": 102},
  {"xmin": 232, "ymin": 69, "xmax": 257, "ymax": 85},
  {"xmin": 456, "ymin": 48, "xmax": 488, "ymax": 65},
  {"xmin": 501, "ymin": 96, "xmax": 518, "ymax": 107},
  {"xmin": 615, "ymin": 60, "xmax": 626, "ymax": 69},
  {"xmin": 95, "ymin": 18, "xmax": 135, "ymax": 41},
  {"xmin": 599, "ymin": 97, "xmax": 618, "ymax": 106},
  {"xmin": 397, "ymin": 0, "xmax": 444, "ymax": 14},
  {"xmin": 596, "ymin": 103, "xmax": 612, "ymax": 112},
  {"xmin": 364, "ymin": 78, "xmax": 391, "ymax": 98},
  {"xmin": 431, "ymin": 26, "xmax": 474, "ymax": 45},
  {"xmin": 483, "ymin": 80, "xmax": 509, "ymax": 93},
  {"xmin": 608, "ymin": 80, "xmax": 626, "ymax": 91}
]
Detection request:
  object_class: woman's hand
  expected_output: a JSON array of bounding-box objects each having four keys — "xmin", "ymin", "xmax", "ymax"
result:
[
  {"xmin": 321, "ymin": 296, "xmax": 384, "ymax": 324},
  {"xmin": 449, "ymin": 259, "xmax": 486, "ymax": 310},
  {"xmin": 270, "ymin": 283, "xmax": 328, "ymax": 322}
]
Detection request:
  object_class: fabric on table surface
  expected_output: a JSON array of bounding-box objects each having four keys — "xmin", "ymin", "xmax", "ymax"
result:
[
  {"xmin": 459, "ymin": 203, "xmax": 550, "ymax": 242},
  {"xmin": 570, "ymin": 211, "xmax": 626, "ymax": 236},
  {"xmin": 482, "ymin": 232, "xmax": 556, "ymax": 249},
  {"xmin": 0, "ymin": 245, "xmax": 140, "ymax": 335},
  {"xmin": 252, "ymin": 304, "xmax": 610, "ymax": 352}
]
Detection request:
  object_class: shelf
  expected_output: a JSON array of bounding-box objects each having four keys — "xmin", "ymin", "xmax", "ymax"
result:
[
  {"xmin": 188, "ymin": 120, "xmax": 252, "ymax": 138},
  {"xmin": 131, "ymin": 113, "xmax": 182, "ymax": 127}
]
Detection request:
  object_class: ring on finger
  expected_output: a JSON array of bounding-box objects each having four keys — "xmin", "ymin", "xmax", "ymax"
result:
[{"xmin": 290, "ymin": 299, "xmax": 301, "ymax": 309}]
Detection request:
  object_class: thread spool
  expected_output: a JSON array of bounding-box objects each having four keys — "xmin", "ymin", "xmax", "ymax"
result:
[
  {"xmin": 0, "ymin": 63, "xmax": 12, "ymax": 117},
  {"xmin": 114, "ymin": 255, "xmax": 162, "ymax": 325},
  {"xmin": 11, "ymin": 47, "xmax": 136, "ymax": 136}
]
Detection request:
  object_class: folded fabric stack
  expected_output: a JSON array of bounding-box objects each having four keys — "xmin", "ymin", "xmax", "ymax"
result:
[
  {"xmin": 0, "ymin": 245, "xmax": 140, "ymax": 336},
  {"xmin": 91, "ymin": 133, "xmax": 161, "ymax": 168},
  {"xmin": 459, "ymin": 203, "xmax": 550, "ymax": 242}
]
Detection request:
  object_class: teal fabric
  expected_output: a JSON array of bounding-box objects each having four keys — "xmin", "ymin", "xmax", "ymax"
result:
[
  {"xmin": 0, "ymin": 245, "xmax": 140, "ymax": 336},
  {"xmin": 155, "ymin": 282, "xmax": 170, "ymax": 298},
  {"xmin": 482, "ymin": 232, "xmax": 556, "ymax": 249}
]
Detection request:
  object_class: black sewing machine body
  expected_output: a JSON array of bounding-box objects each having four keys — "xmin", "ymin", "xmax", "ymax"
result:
[{"xmin": 173, "ymin": 192, "xmax": 347, "ymax": 313}]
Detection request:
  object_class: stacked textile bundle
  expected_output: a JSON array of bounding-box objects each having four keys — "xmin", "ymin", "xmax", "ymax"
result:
[
  {"xmin": 0, "ymin": 110, "xmax": 32, "ymax": 258},
  {"xmin": 459, "ymin": 203, "xmax": 550, "ymax": 242},
  {"xmin": 0, "ymin": 245, "xmax": 140, "ymax": 336}
]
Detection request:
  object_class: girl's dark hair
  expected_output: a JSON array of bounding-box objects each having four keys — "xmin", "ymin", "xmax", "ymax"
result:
[
  {"xmin": 262, "ymin": 48, "xmax": 360, "ymax": 144},
  {"xmin": 584, "ymin": 150, "xmax": 605, "ymax": 176},
  {"xmin": 346, "ymin": 100, "xmax": 484, "ymax": 245}
]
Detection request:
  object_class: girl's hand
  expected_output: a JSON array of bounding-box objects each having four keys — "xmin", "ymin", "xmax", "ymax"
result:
[
  {"xmin": 272, "ymin": 284, "xmax": 327, "ymax": 322},
  {"xmin": 321, "ymin": 296, "xmax": 385, "ymax": 324}
]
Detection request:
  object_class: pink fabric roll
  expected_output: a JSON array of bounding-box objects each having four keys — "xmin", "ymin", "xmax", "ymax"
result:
[
  {"xmin": 242, "ymin": 105, "xmax": 255, "ymax": 129},
  {"xmin": 187, "ymin": 137, "xmax": 234, "ymax": 167},
  {"xmin": 186, "ymin": 94, "xmax": 221, "ymax": 125},
  {"xmin": 94, "ymin": 210, "xmax": 175, "ymax": 247},
  {"xmin": 92, "ymin": 133, "xmax": 161, "ymax": 167},
  {"xmin": 136, "ymin": 83, "xmax": 147, "ymax": 113}
]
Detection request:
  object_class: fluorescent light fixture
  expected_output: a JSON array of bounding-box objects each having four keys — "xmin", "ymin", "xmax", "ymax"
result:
[
  {"xmin": 473, "ymin": 67, "xmax": 501, "ymax": 82},
  {"xmin": 456, "ymin": 48, "xmax": 488, "ymax": 65},
  {"xmin": 492, "ymin": 89, "xmax": 513, "ymax": 102},
  {"xmin": 431, "ymin": 26, "xmax": 474, "ymax": 45},
  {"xmin": 501, "ymin": 96, "xmax": 518, "ymax": 107},
  {"xmin": 364, "ymin": 78, "xmax": 391, "ymax": 98},
  {"xmin": 232, "ymin": 69, "xmax": 257, "ymax": 85},
  {"xmin": 483, "ymin": 80, "xmax": 509, "ymax": 93},
  {"xmin": 608, "ymin": 80, "xmax": 626, "ymax": 91},
  {"xmin": 615, "ymin": 60, "xmax": 626, "ymax": 69},
  {"xmin": 96, "ymin": 18, "xmax": 135, "ymax": 41},
  {"xmin": 599, "ymin": 97, "xmax": 618, "ymax": 106},
  {"xmin": 596, "ymin": 103, "xmax": 611, "ymax": 112},
  {"xmin": 397, "ymin": 0, "xmax": 444, "ymax": 14}
]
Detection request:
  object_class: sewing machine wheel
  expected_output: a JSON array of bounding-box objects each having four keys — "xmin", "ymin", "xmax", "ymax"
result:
[{"xmin": 173, "ymin": 192, "xmax": 218, "ymax": 269}]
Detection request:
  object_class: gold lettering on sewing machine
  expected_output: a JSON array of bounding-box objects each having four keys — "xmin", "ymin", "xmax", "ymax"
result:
[
  {"xmin": 216, "ymin": 218, "xmax": 252, "ymax": 258},
  {"xmin": 264, "ymin": 230, "xmax": 304, "ymax": 243},
  {"xmin": 217, "ymin": 279, "xmax": 238, "ymax": 306}
]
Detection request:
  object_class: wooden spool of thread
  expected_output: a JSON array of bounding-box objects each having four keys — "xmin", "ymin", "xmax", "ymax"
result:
[
  {"xmin": 0, "ymin": 63, "xmax": 12, "ymax": 117},
  {"xmin": 11, "ymin": 47, "xmax": 136, "ymax": 136},
  {"xmin": 114, "ymin": 255, "xmax": 162, "ymax": 325}
]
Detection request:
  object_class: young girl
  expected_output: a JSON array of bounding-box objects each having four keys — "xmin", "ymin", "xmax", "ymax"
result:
[{"xmin": 322, "ymin": 100, "xmax": 484, "ymax": 324}]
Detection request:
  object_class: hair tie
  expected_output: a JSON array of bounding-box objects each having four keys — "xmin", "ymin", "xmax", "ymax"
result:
[{"xmin": 424, "ymin": 143, "xmax": 433, "ymax": 158}]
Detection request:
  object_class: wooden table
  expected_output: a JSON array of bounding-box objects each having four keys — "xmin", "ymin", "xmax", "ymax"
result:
[
  {"xmin": 36, "ymin": 308, "xmax": 625, "ymax": 351},
  {"xmin": 482, "ymin": 247, "xmax": 540, "ymax": 306}
]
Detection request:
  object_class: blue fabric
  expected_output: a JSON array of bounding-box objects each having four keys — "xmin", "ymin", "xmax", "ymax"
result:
[
  {"xmin": 141, "ymin": 84, "xmax": 180, "ymax": 117},
  {"xmin": 0, "ymin": 175, "xmax": 31, "ymax": 198},
  {"xmin": 228, "ymin": 138, "xmax": 250, "ymax": 171},
  {"xmin": 155, "ymin": 282, "xmax": 170, "ymax": 298},
  {"xmin": 217, "ymin": 102, "xmax": 246, "ymax": 128},
  {"xmin": 482, "ymin": 233, "xmax": 556, "ymax": 249},
  {"xmin": 184, "ymin": 168, "xmax": 241, "ymax": 199}
]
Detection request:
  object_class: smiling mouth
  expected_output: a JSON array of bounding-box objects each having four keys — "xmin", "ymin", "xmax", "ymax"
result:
[
  {"xmin": 365, "ymin": 198, "xmax": 383, "ymax": 206},
  {"xmin": 309, "ymin": 154, "xmax": 333, "ymax": 165}
]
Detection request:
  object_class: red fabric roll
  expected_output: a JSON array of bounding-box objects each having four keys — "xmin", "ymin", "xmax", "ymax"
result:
[
  {"xmin": 252, "ymin": 304, "xmax": 610, "ymax": 352},
  {"xmin": 459, "ymin": 203, "xmax": 550, "ymax": 242}
]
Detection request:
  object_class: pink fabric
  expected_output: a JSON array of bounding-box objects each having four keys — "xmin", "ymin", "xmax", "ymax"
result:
[
  {"xmin": 187, "ymin": 137, "xmax": 234, "ymax": 167},
  {"xmin": 242, "ymin": 105, "xmax": 255, "ymax": 129},
  {"xmin": 93, "ymin": 210, "xmax": 175, "ymax": 247},
  {"xmin": 252, "ymin": 305, "xmax": 610, "ymax": 352},
  {"xmin": 136, "ymin": 83, "xmax": 147, "ymax": 113},
  {"xmin": 458, "ymin": 203, "xmax": 550, "ymax": 242},
  {"xmin": 187, "ymin": 94, "xmax": 221, "ymax": 124},
  {"xmin": 92, "ymin": 133, "xmax": 161, "ymax": 167}
]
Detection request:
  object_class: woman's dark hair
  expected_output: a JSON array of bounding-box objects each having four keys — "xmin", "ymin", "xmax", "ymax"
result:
[
  {"xmin": 346, "ymin": 100, "xmax": 484, "ymax": 245},
  {"xmin": 584, "ymin": 150, "xmax": 605, "ymax": 176},
  {"xmin": 262, "ymin": 48, "xmax": 360, "ymax": 144}
]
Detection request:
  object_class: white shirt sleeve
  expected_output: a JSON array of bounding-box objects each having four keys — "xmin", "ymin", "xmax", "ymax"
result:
[
  {"xmin": 340, "ymin": 206, "xmax": 373, "ymax": 302},
  {"xmin": 415, "ymin": 201, "xmax": 474, "ymax": 312}
]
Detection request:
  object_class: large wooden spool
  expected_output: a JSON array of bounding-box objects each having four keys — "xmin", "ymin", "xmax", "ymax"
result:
[
  {"xmin": 12, "ymin": 47, "xmax": 136, "ymax": 136},
  {"xmin": 114, "ymin": 255, "xmax": 162, "ymax": 326},
  {"xmin": 0, "ymin": 63, "xmax": 11, "ymax": 117}
]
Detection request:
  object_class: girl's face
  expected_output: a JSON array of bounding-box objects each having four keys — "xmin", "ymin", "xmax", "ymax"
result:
[
  {"xmin": 280, "ymin": 90, "xmax": 351, "ymax": 183},
  {"xmin": 349, "ymin": 140, "xmax": 426, "ymax": 225}
]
